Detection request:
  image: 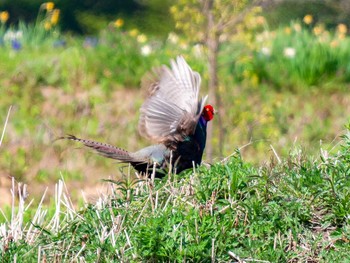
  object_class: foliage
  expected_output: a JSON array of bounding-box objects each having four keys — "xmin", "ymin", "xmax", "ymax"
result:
[
  {"xmin": 171, "ymin": 0, "xmax": 253, "ymax": 42},
  {"xmin": 0, "ymin": 0, "xmax": 174, "ymax": 35},
  {"xmin": 227, "ymin": 18, "xmax": 350, "ymax": 90},
  {"xmin": 265, "ymin": 0, "xmax": 350, "ymax": 29},
  {"xmin": 1, "ymin": 130, "xmax": 350, "ymax": 261}
]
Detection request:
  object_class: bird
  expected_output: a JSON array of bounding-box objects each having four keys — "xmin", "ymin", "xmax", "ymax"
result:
[{"xmin": 62, "ymin": 56, "xmax": 215, "ymax": 178}]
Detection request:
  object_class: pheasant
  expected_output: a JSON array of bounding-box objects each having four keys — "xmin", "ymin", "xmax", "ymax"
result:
[{"xmin": 62, "ymin": 56, "xmax": 214, "ymax": 178}]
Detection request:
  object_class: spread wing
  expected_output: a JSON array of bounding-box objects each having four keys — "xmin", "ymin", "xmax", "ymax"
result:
[{"xmin": 138, "ymin": 56, "xmax": 207, "ymax": 149}]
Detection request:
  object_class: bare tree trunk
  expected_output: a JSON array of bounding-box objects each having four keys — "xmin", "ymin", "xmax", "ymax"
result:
[
  {"xmin": 203, "ymin": 0, "xmax": 267, "ymax": 161},
  {"xmin": 215, "ymin": 78, "xmax": 225, "ymax": 158},
  {"xmin": 205, "ymin": 0, "xmax": 221, "ymax": 162}
]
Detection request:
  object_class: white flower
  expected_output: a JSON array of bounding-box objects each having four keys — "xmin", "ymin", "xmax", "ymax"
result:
[
  {"xmin": 141, "ymin": 45, "xmax": 152, "ymax": 56},
  {"xmin": 261, "ymin": 47, "xmax": 271, "ymax": 56},
  {"xmin": 167, "ymin": 32, "xmax": 179, "ymax": 44},
  {"xmin": 15, "ymin": 30, "xmax": 23, "ymax": 39},
  {"xmin": 3, "ymin": 30, "xmax": 16, "ymax": 41},
  {"xmin": 3, "ymin": 30, "xmax": 23, "ymax": 42},
  {"xmin": 283, "ymin": 47, "xmax": 296, "ymax": 58}
]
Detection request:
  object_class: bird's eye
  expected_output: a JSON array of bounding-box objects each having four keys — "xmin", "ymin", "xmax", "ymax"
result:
[{"xmin": 206, "ymin": 108, "xmax": 209, "ymax": 111}]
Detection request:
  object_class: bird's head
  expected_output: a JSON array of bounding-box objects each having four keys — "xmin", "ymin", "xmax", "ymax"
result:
[{"xmin": 202, "ymin": 104, "xmax": 215, "ymax": 122}]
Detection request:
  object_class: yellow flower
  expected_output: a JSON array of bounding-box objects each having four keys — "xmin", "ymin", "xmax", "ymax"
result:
[
  {"xmin": 313, "ymin": 25, "xmax": 324, "ymax": 36},
  {"xmin": 50, "ymin": 9, "xmax": 60, "ymax": 25},
  {"xmin": 114, "ymin": 18, "xmax": 124, "ymax": 28},
  {"xmin": 330, "ymin": 40, "xmax": 338, "ymax": 48},
  {"xmin": 129, "ymin": 28, "xmax": 139, "ymax": 37},
  {"xmin": 137, "ymin": 34, "xmax": 147, "ymax": 43},
  {"xmin": 284, "ymin": 27, "xmax": 291, "ymax": 35},
  {"xmin": 45, "ymin": 2, "xmax": 55, "ymax": 11},
  {"xmin": 303, "ymin": 14, "xmax": 313, "ymax": 25},
  {"xmin": 0, "ymin": 11, "xmax": 9, "ymax": 23},
  {"xmin": 337, "ymin": 23, "xmax": 347, "ymax": 35},
  {"xmin": 44, "ymin": 21, "xmax": 52, "ymax": 30}
]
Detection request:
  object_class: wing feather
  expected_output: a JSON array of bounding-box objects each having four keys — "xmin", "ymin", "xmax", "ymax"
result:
[{"xmin": 139, "ymin": 56, "xmax": 206, "ymax": 148}]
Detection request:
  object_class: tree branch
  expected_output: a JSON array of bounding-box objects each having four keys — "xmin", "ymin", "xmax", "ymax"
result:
[{"xmin": 217, "ymin": 0, "xmax": 269, "ymax": 32}]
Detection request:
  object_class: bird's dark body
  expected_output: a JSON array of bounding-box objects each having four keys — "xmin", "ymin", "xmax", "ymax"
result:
[
  {"xmin": 132, "ymin": 116, "xmax": 207, "ymax": 178},
  {"xmin": 172, "ymin": 116, "xmax": 207, "ymax": 173}
]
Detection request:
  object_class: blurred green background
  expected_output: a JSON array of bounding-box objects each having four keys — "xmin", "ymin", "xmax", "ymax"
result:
[
  {"xmin": 2, "ymin": 0, "xmax": 350, "ymax": 35},
  {"xmin": 0, "ymin": 0, "xmax": 349, "ymax": 204},
  {"xmin": 1, "ymin": 0, "xmax": 174, "ymax": 35}
]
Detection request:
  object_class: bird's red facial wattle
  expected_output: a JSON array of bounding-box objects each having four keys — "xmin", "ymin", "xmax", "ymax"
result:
[{"xmin": 202, "ymin": 104, "xmax": 215, "ymax": 121}]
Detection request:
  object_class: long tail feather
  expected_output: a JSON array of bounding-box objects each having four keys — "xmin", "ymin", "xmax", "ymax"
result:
[{"xmin": 61, "ymin": 135, "xmax": 134, "ymax": 162}]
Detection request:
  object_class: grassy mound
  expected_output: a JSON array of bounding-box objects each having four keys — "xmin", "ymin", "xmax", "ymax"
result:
[{"xmin": 1, "ymin": 128, "xmax": 349, "ymax": 262}]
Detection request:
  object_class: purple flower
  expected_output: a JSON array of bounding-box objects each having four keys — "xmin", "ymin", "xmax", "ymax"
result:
[{"xmin": 11, "ymin": 39, "xmax": 21, "ymax": 50}]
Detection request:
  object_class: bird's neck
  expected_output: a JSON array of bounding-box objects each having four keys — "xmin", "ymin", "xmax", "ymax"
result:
[
  {"xmin": 198, "ymin": 115, "xmax": 207, "ymax": 127},
  {"xmin": 194, "ymin": 115, "xmax": 208, "ymax": 153}
]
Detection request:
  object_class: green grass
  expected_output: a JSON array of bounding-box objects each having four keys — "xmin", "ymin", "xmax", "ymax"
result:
[{"xmin": 0, "ymin": 128, "xmax": 349, "ymax": 262}]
